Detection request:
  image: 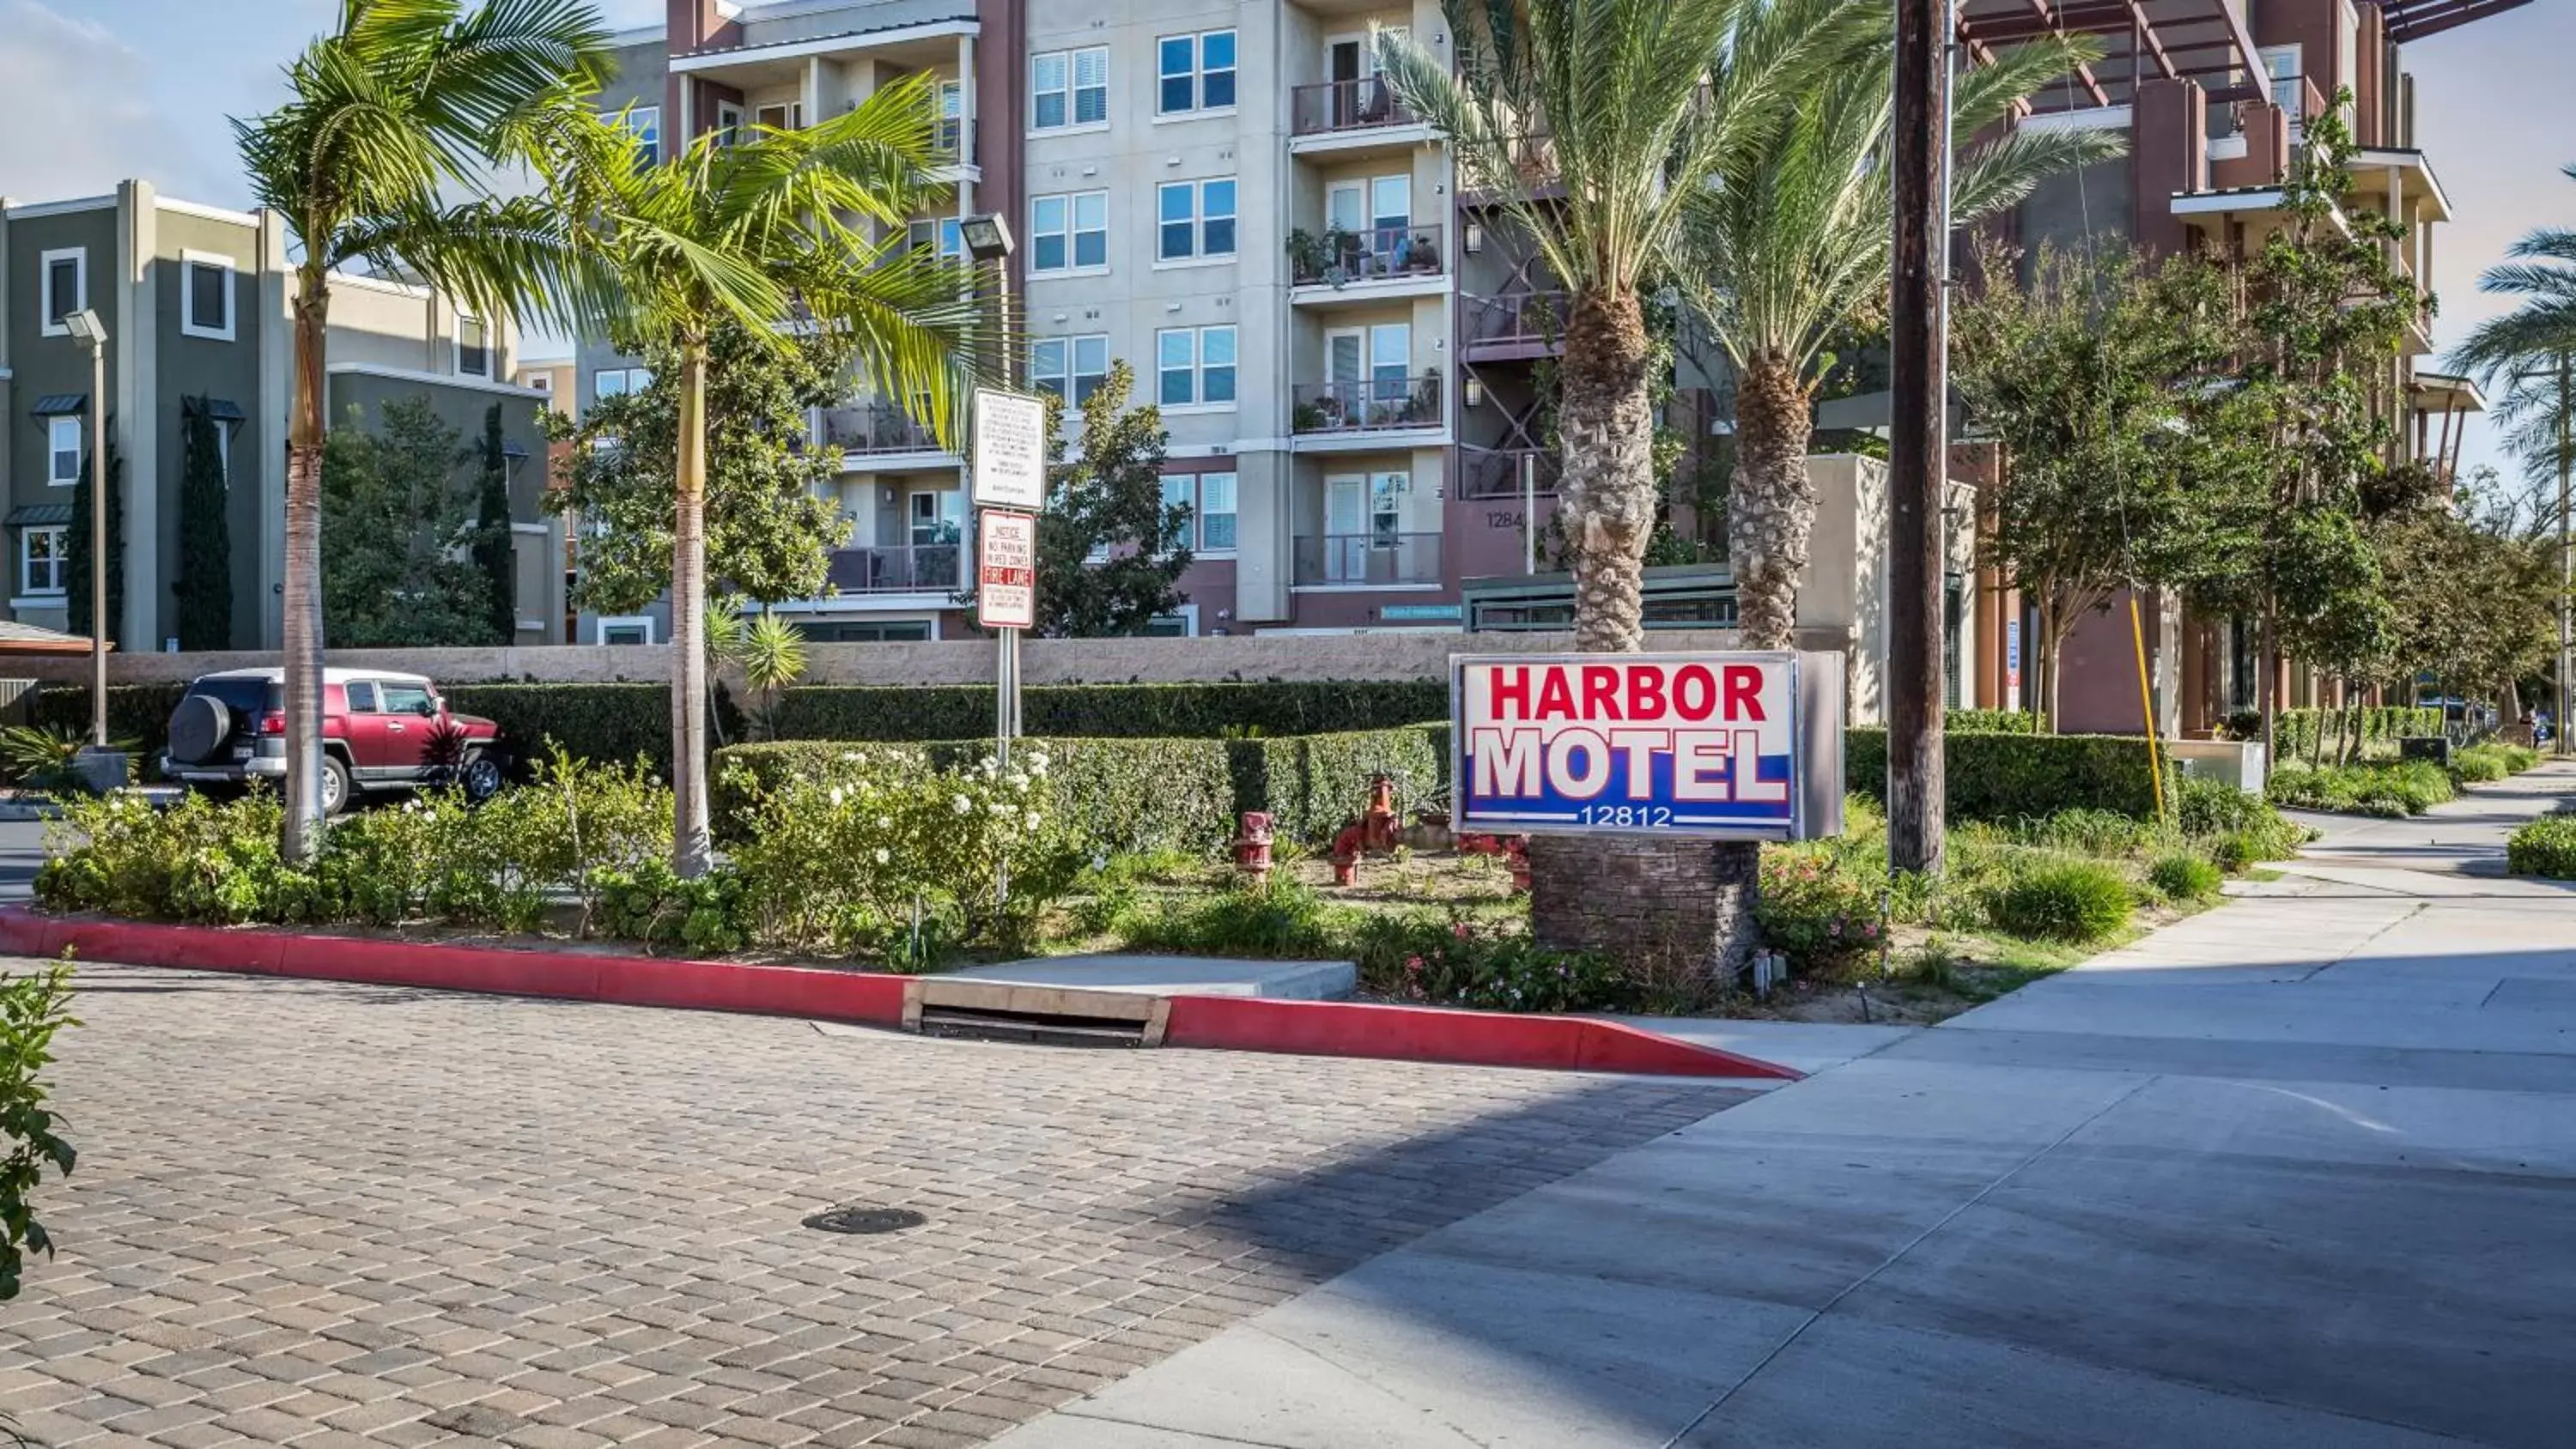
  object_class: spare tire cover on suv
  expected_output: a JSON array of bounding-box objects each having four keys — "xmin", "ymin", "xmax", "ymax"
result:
[{"xmin": 167, "ymin": 694, "xmax": 232, "ymax": 766}]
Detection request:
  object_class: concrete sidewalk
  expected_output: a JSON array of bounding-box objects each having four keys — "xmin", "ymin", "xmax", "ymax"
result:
[{"xmin": 990, "ymin": 765, "xmax": 2576, "ymax": 1449}]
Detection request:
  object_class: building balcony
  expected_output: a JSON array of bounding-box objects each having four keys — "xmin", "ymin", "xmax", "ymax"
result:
[
  {"xmin": 825, "ymin": 543, "xmax": 962, "ymax": 597},
  {"xmin": 1461, "ymin": 291, "xmax": 1567, "ymax": 361},
  {"xmin": 823, "ymin": 404, "xmax": 957, "ymax": 466},
  {"xmin": 1456, "ymin": 444, "xmax": 1559, "ymax": 500},
  {"xmin": 1293, "ymin": 531, "xmax": 1443, "ymax": 588},
  {"xmin": 1291, "ymin": 376, "xmax": 1445, "ymax": 449},
  {"xmin": 1289, "ymin": 78, "xmax": 1431, "ymax": 155},
  {"xmin": 1289, "ymin": 224, "xmax": 1448, "ymax": 303}
]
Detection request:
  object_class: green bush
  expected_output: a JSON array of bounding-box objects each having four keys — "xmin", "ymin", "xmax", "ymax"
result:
[
  {"xmin": 1847, "ymin": 728, "xmax": 2162, "ymax": 821},
  {"xmin": 587, "ymin": 860, "xmax": 751, "ymax": 955},
  {"xmin": 2147, "ymin": 851, "xmax": 2222, "ymax": 903},
  {"xmin": 1753, "ymin": 845, "xmax": 1885, "ymax": 973},
  {"xmin": 2009, "ymin": 808, "xmax": 2171, "ymax": 858},
  {"xmin": 1947, "ymin": 709, "xmax": 2043, "ymax": 734},
  {"xmin": 2507, "ymin": 813, "xmax": 2576, "ymax": 879},
  {"xmin": 773, "ymin": 680, "xmax": 1446, "ymax": 742},
  {"xmin": 1345, "ymin": 910, "xmax": 1637, "ymax": 1012},
  {"xmin": 0, "ymin": 961, "xmax": 77, "ymax": 1302},
  {"xmin": 32, "ymin": 683, "xmax": 186, "ymax": 761},
  {"xmin": 1983, "ymin": 859, "xmax": 2134, "ymax": 943},
  {"xmin": 1118, "ymin": 876, "xmax": 1344, "ymax": 959},
  {"xmin": 2267, "ymin": 761, "xmax": 2455, "ymax": 817},
  {"xmin": 2172, "ymin": 775, "xmax": 2306, "ymax": 866},
  {"xmin": 2243, "ymin": 706, "xmax": 2443, "ymax": 763},
  {"xmin": 447, "ymin": 683, "xmax": 728, "ymax": 774},
  {"xmin": 2451, "ymin": 743, "xmax": 2539, "ymax": 784}
]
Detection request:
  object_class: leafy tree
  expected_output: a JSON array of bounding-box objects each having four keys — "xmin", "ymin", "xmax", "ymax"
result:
[
  {"xmin": 2186, "ymin": 100, "xmax": 2420, "ymax": 748},
  {"xmin": 549, "ymin": 322, "xmax": 854, "ymax": 614},
  {"xmin": 1951, "ymin": 243, "xmax": 2234, "ymax": 729},
  {"xmin": 1016, "ymin": 361, "xmax": 1191, "ymax": 638},
  {"xmin": 0, "ymin": 961, "xmax": 77, "ymax": 1303},
  {"xmin": 2375, "ymin": 472, "xmax": 2557, "ymax": 724},
  {"xmin": 64, "ymin": 439, "xmax": 122, "ymax": 648},
  {"xmin": 545, "ymin": 78, "xmax": 993, "ymax": 876},
  {"xmin": 1674, "ymin": 7, "xmax": 2117, "ymax": 650},
  {"xmin": 173, "ymin": 399, "xmax": 233, "ymax": 651},
  {"xmin": 472, "ymin": 404, "xmax": 516, "ymax": 642},
  {"xmin": 232, "ymin": 0, "xmax": 615, "ymax": 858},
  {"xmin": 320, "ymin": 399, "xmax": 510, "ymax": 647}
]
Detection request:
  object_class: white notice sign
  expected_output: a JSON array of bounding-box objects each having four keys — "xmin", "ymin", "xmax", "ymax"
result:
[
  {"xmin": 971, "ymin": 388, "xmax": 1048, "ymax": 512},
  {"xmin": 978, "ymin": 510, "xmax": 1038, "ymax": 631}
]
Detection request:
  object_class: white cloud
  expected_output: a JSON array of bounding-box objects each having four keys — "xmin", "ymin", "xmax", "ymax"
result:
[{"xmin": 0, "ymin": 0, "xmax": 239, "ymax": 205}]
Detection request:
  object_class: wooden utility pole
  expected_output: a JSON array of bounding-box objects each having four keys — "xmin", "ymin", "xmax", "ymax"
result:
[{"xmin": 1886, "ymin": 0, "xmax": 1949, "ymax": 873}]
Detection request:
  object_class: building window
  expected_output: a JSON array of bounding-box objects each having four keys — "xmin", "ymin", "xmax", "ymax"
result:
[
  {"xmin": 593, "ymin": 367, "xmax": 650, "ymax": 401},
  {"xmin": 1031, "ymin": 46, "xmax": 1108, "ymax": 131},
  {"xmin": 39, "ymin": 248, "xmax": 85, "ymax": 336},
  {"xmin": 754, "ymin": 100, "xmax": 803, "ymax": 131},
  {"xmin": 1157, "ymin": 179, "xmax": 1236, "ymax": 262},
  {"xmin": 1156, "ymin": 325, "xmax": 1236, "ymax": 408},
  {"xmin": 1030, "ymin": 334, "xmax": 1109, "ymax": 405},
  {"xmin": 908, "ymin": 215, "xmax": 964, "ymax": 260},
  {"xmin": 1157, "ymin": 30, "xmax": 1236, "ymax": 115},
  {"xmin": 618, "ymin": 104, "xmax": 660, "ymax": 166},
  {"xmin": 938, "ymin": 80, "xmax": 965, "ymax": 155},
  {"xmin": 1030, "ymin": 191, "xmax": 1108, "ymax": 274},
  {"xmin": 46, "ymin": 416, "xmax": 82, "ymax": 487},
  {"xmin": 598, "ymin": 615, "xmax": 655, "ymax": 646},
  {"xmin": 1196, "ymin": 471, "xmax": 1236, "ymax": 552},
  {"xmin": 20, "ymin": 528, "xmax": 65, "ymax": 597},
  {"xmin": 526, "ymin": 372, "xmax": 551, "ymax": 395},
  {"xmin": 457, "ymin": 315, "xmax": 490, "ymax": 377},
  {"xmin": 180, "ymin": 252, "xmax": 235, "ymax": 341}
]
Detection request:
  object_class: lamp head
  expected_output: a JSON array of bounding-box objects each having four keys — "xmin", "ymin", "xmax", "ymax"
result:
[
  {"xmin": 957, "ymin": 213, "xmax": 1014, "ymax": 263},
  {"xmin": 63, "ymin": 308, "xmax": 106, "ymax": 346}
]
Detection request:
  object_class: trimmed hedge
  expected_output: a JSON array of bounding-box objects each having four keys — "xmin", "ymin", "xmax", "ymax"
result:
[
  {"xmin": 770, "ymin": 680, "xmax": 1447, "ymax": 742},
  {"xmin": 1847, "ymin": 727, "xmax": 2162, "ymax": 821},
  {"xmin": 1947, "ymin": 709, "xmax": 2043, "ymax": 735},
  {"xmin": 714, "ymin": 724, "xmax": 1449, "ymax": 855},
  {"xmin": 2221, "ymin": 706, "xmax": 2441, "ymax": 762}
]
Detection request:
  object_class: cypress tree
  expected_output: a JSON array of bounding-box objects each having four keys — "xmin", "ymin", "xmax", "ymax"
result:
[
  {"xmin": 173, "ymin": 398, "xmax": 234, "ymax": 651},
  {"xmin": 66, "ymin": 433, "xmax": 125, "ymax": 646},
  {"xmin": 472, "ymin": 403, "xmax": 516, "ymax": 642}
]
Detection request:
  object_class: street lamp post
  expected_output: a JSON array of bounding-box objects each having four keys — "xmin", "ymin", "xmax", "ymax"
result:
[{"xmin": 61, "ymin": 309, "xmax": 120, "ymax": 785}]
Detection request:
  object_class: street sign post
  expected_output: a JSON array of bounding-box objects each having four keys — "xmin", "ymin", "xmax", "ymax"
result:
[
  {"xmin": 1451, "ymin": 652, "xmax": 1845, "ymax": 842},
  {"xmin": 977, "ymin": 510, "xmax": 1038, "ymax": 632},
  {"xmin": 972, "ymin": 388, "xmax": 1047, "ymax": 512}
]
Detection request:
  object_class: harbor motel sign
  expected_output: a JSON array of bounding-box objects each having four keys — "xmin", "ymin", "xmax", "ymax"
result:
[{"xmin": 1452, "ymin": 652, "xmax": 1847, "ymax": 842}]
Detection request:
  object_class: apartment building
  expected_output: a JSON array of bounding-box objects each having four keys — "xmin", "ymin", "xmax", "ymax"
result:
[
  {"xmin": 584, "ymin": 0, "xmax": 1531, "ymax": 643},
  {"xmin": 0, "ymin": 180, "xmax": 570, "ymax": 651},
  {"xmin": 1947, "ymin": 0, "xmax": 2519, "ymax": 734}
]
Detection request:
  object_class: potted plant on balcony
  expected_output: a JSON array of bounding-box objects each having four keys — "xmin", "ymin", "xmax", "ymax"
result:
[
  {"xmin": 1286, "ymin": 228, "xmax": 1329, "ymax": 285},
  {"xmin": 1404, "ymin": 371, "xmax": 1442, "ymax": 425},
  {"xmin": 1405, "ymin": 231, "xmax": 1441, "ymax": 274}
]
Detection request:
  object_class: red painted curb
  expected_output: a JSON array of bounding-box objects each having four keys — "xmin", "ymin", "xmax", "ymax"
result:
[
  {"xmin": 1160, "ymin": 996, "xmax": 1802, "ymax": 1081},
  {"xmin": 0, "ymin": 906, "xmax": 909, "ymax": 1030}
]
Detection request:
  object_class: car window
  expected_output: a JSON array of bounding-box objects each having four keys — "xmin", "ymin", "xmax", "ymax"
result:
[
  {"xmin": 344, "ymin": 682, "xmax": 378, "ymax": 712},
  {"xmin": 380, "ymin": 683, "xmax": 433, "ymax": 715},
  {"xmin": 189, "ymin": 678, "xmax": 278, "ymax": 715}
]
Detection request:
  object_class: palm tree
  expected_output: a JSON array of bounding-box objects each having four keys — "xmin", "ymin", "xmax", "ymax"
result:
[
  {"xmin": 1375, "ymin": 0, "xmax": 1863, "ymax": 652},
  {"xmin": 556, "ymin": 77, "xmax": 993, "ymax": 875},
  {"xmin": 2452, "ymin": 164, "xmax": 2576, "ymax": 506},
  {"xmin": 1677, "ymin": 4, "xmax": 2121, "ymax": 650},
  {"xmin": 234, "ymin": 0, "xmax": 616, "ymax": 858}
]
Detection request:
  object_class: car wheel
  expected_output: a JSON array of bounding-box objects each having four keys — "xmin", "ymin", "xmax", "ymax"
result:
[
  {"xmin": 459, "ymin": 754, "xmax": 504, "ymax": 804},
  {"xmin": 321, "ymin": 755, "xmax": 352, "ymax": 817}
]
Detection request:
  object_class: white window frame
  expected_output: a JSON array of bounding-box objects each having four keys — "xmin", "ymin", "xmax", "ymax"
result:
[
  {"xmin": 1156, "ymin": 324, "xmax": 1236, "ymax": 411},
  {"xmin": 456, "ymin": 313, "xmax": 490, "ymax": 378},
  {"xmin": 1030, "ymin": 46, "xmax": 1109, "ymax": 134},
  {"xmin": 714, "ymin": 99, "xmax": 746, "ymax": 146},
  {"xmin": 620, "ymin": 105, "xmax": 660, "ymax": 165},
  {"xmin": 1157, "ymin": 29, "xmax": 1237, "ymax": 117},
  {"xmin": 20, "ymin": 527, "xmax": 66, "ymax": 597},
  {"xmin": 46, "ymin": 416, "xmax": 82, "ymax": 487},
  {"xmin": 39, "ymin": 248, "xmax": 85, "ymax": 337},
  {"xmin": 1155, "ymin": 179, "xmax": 1237, "ymax": 264},
  {"xmin": 1030, "ymin": 333, "xmax": 1109, "ymax": 406},
  {"xmin": 597, "ymin": 615, "xmax": 657, "ymax": 646},
  {"xmin": 1029, "ymin": 190, "xmax": 1109, "ymax": 276},
  {"xmin": 176, "ymin": 250, "xmax": 235, "ymax": 342},
  {"xmin": 908, "ymin": 215, "xmax": 964, "ymax": 261},
  {"xmin": 1194, "ymin": 470, "xmax": 1237, "ymax": 555},
  {"xmin": 754, "ymin": 100, "xmax": 804, "ymax": 131},
  {"xmin": 593, "ymin": 366, "xmax": 650, "ymax": 401}
]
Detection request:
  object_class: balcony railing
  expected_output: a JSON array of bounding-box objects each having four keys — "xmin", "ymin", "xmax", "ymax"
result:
[
  {"xmin": 1292, "ymin": 375, "xmax": 1443, "ymax": 434},
  {"xmin": 1291, "ymin": 223, "xmax": 1445, "ymax": 286},
  {"xmin": 823, "ymin": 404, "xmax": 946, "ymax": 456},
  {"xmin": 1291, "ymin": 76, "xmax": 1419, "ymax": 136},
  {"xmin": 1295, "ymin": 532, "xmax": 1443, "ymax": 586},
  {"xmin": 1457, "ymin": 445, "xmax": 1561, "ymax": 500},
  {"xmin": 935, "ymin": 118, "xmax": 978, "ymax": 167},
  {"xmin": 1462, "ymin": 291, "xmax": 1567, "ymax": 350},
  {"xmin": 827, "ymin": 543, "xmax": 961, "ymax": 595}
]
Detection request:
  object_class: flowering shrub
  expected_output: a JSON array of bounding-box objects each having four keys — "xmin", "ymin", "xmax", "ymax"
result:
[
  {"xmin": 1752, "ymin": 846, "xmax": 1885, "ymax": 973},
  {"xmin": 720, "ymin": 745, "xmax": 1090, "ymax": 956},
  {"xmin": 39, "ymin": 791, "xmax": 300, "ymax": 925},
  {"xmin": 1350, "ymin": 911, "xmax": 1635, "ymax": 1013}
]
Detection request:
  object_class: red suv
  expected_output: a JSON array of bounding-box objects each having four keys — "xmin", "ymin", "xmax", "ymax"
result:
[{"xmin": 160, "ymin": 668, "xmax": 506, "ymax": 815}]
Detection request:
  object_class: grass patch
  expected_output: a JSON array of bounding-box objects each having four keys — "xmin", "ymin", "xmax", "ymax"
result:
[
  {"xmin": 2506, "ymin": 812, "xmax": 2576, "ymax": 879},
  {"xmin": 2267, "ymin": 760, "xmax": 2457, "ymax": 817}
]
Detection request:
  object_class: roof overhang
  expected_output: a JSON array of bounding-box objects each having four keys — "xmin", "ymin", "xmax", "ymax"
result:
[
  {"xmin": 670, "ymin": 16, "xmax": 977, "ymax": 75},
  {"xmin": 2380, "ymin": 0, "xmax": 2537, "ymax": 43},
  {"xmin": 1958, "ymin": 0, "xmax": 2265, "ymax": 112},
  {"xmin": 2409, "ymin": 369, "xmax": 2488, "ymax": 415},
  {"xmin": 2351, "ymin": 148, "xmax": 2455, "ymax": 223}
]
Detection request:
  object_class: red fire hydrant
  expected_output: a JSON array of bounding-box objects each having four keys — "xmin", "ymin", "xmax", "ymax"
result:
[
  {"xmin": 1230, "ymin": 811, "xmax": 1274, "ymax": 885},
  {"xmin": 1504, "ymin": 836, "xmax": 1532, "ymax": 894},
  {"xmin": 1359, "ymin": 773, "xmax": 1400, "ymax": 855},
  {"xmin": 1329, "ymin": 821, "xmax": 1366, "ymax": 886}
]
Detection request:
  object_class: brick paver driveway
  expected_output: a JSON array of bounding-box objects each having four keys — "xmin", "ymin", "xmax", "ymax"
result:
[{"xmin": 0, "ymin": 961, "xmax": 1748, "ymax": 1447}]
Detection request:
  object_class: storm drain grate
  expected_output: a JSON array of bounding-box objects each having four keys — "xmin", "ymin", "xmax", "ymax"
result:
[{"xmin": 803, "ymin": 1205, "xmax": 927, "ymax": 1235}]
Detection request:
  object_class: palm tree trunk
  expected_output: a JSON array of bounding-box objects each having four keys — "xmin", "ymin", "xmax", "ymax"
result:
[
  {"xmin": 1556, "ymin": 288, "xmax": 1656, "ymax": 652},
  {"xmin": 671, "ymin": 340, "xmax": 714, "ymax": 877},
  {"xmin": 281, "ymin": 282, "xmax": 331, "ymax": 861},
  {"xmin": 1728, "ymin": 349, "xmax": 1815, "ymax": 651}
]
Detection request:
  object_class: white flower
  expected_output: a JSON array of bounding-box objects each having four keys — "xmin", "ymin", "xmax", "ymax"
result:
[
  {"xmin": 989, "ymin": 801, "xmax": 1014, "ymax": 817},
  {"xmin": 873, "ymin": 848, "xmax": 890, "ymax": 865},
  {"xmin": 828, "ymin": 786, "xmax": 845, "ymax": 807},
  {"xmin": 1091, "ymin": 852, "xmax": 1109, "ymax": 872},
  {"xmin": 840, "ymin": 750, "xmax": 860, "ymax": 762},
  {"xmin": 1029, "ymin": 752, "xmax": 1051, "ymax": 775},
  {"xmin": 878, "ymin": 815, "xmax": 894, "ymax": 831},
  {"xmin": 951, "ymin": 793, "xmax": 974, "ymax": 815},
  {"xmin": 1006, "ymin": 773, "xmax": 1029, "ymax": 792},
  {"xmin": 980, "ymin": 757, "xmax": 999, "ymax": 778},
  {"xmin": 1024, "ymin": 810, "xmax": 1043, "ymax": 829}
]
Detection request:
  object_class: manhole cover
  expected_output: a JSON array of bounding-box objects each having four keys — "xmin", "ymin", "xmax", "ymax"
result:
[{"xmin": 803, "ymin": 1206, "xmax": 927, "ymax": 1235}]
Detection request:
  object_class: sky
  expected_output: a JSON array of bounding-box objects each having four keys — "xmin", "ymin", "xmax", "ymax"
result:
[{"xmin": 1, "ymin": 0, "xmax": 2567, "ymax": 479}]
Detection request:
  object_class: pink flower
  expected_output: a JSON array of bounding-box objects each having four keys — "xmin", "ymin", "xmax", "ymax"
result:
[
  {"xmin": 1406, "ymin": 955, "xmax": 1424, "ymax": 972},
  {"xmin": 1451, "ymin": 922, "xmax": 1471, "ymax": 940}
]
